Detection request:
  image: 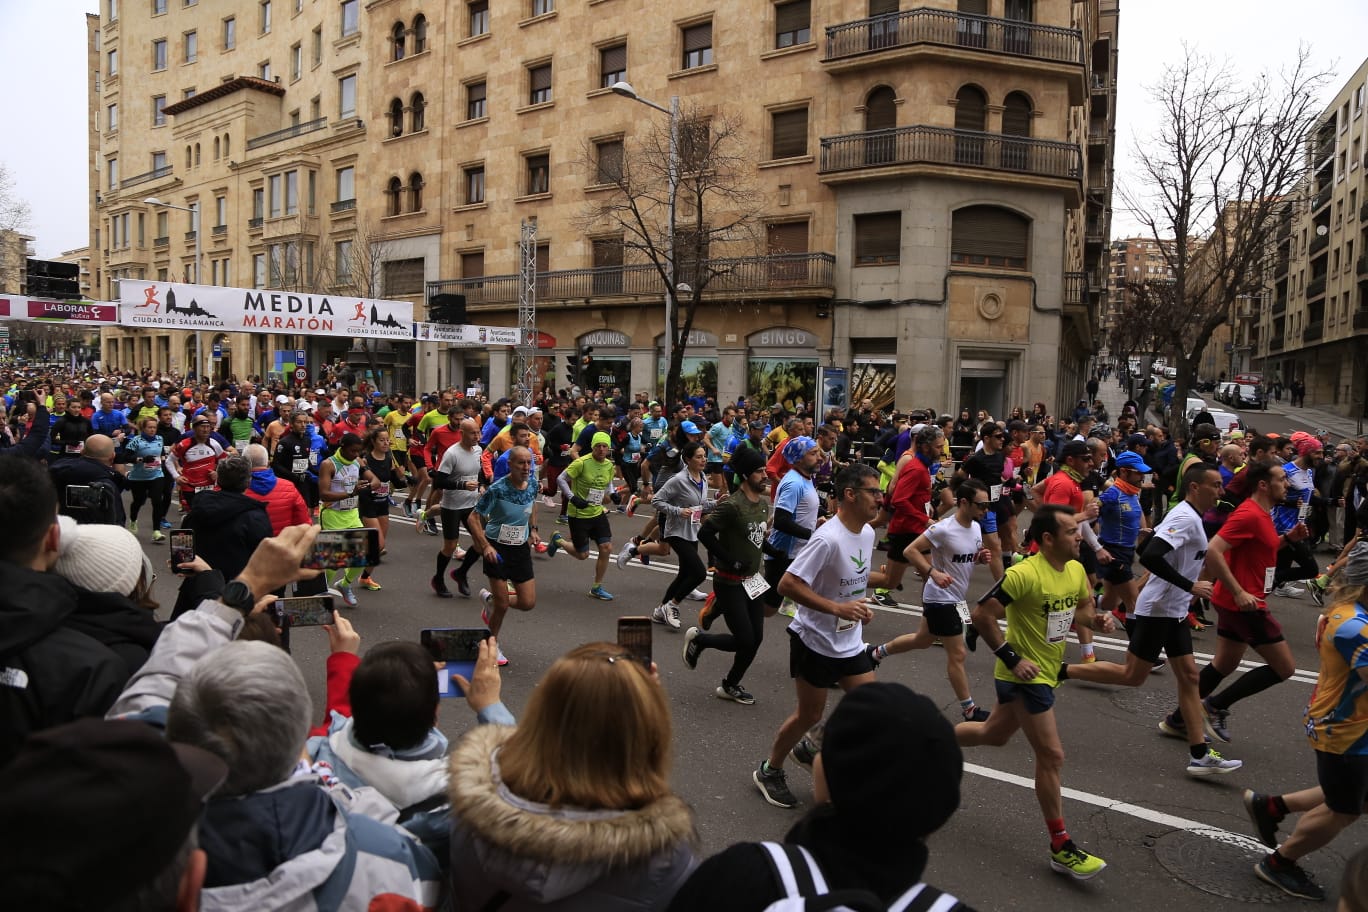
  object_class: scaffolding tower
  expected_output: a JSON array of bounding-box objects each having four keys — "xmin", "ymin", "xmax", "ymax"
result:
[{"xmin": 515, "ymin": 219, "xmax": 538, "ymax": 406}]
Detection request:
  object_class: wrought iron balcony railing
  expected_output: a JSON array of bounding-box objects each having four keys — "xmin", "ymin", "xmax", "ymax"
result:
[
  {"xmin": 819, "ymin": 125, "xmax": 1081, "ymax": 180},
  {"xmin": 823, "ymin": 7, "xmax": 1082, "ymax": 65},
  {"xmin": 246, "ymin": 117, "xmax": 328, "ymax": 151}
]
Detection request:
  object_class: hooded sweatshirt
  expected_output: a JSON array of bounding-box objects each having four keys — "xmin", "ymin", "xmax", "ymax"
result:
[{"xmin": 246, "ymin": 468, "xmax": 311, "ymax": 534}]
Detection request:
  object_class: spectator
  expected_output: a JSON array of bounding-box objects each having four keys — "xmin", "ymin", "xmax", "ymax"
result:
[
  {"xmin": 171, "ymin": 455, "xmax": 272, "ymax": 619},
  {"xmin": 447, "ymin": 642, "xmax": 698, "ymax": 909},
  {"xmin": 0, "ymin": 716, "xmax": 228, "ymax": 911},
  {"xmin": 242, "ymin": 443, "xmax": 310, "ymax": 533},
  {"xmin": 49, "ymin": 433, "xmax": 129, "ymax": 526}
]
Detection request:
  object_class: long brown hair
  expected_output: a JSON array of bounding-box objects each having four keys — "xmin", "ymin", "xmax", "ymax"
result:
[{"xmin": 498, "ymin": 642, "xmax": 673, "ymax": 810}]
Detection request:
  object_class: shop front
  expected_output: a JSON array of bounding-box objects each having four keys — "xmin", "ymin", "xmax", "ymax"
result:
[
  {"xmin": 656, "ymin": 329, "xmax": 719, "ymax": 399},
  {"xmin": 747, "ymin": 327, "xmax": 819, "ymax": 412},
  {"xmin": 578, "ymin": 329, "xmax": 632, "ymax": 395}
]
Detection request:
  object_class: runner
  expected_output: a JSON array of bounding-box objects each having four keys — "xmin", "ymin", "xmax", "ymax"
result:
[
  {"xmin": 752, "ymin": 463, "xmax": 886, "ymax": 809},
  {"xmin": 1273, "ymin": 435, "xmax": 1329, "ymax": 597},
  {"xmin": 647, "ymin": 443, "xmax": 717, "ymax": 629},
  {"xmin": 956, "ymin": 421, "xmax": 1012, "ymax": 579},
  {"xmin": 1095, "ymin": 450, "xmax": 1152, "ymax": 630},
  {"xmin": 760, "ymin": 436, "xmax": 822, "ymax": 618},
  {"xmin": 467, "ymin": 446, "xmax": 542, "ymax": 667},
  {"xmin": 871, "ymin": 479, "xmax": 994, "ymax": 721},
  {"xmin": 356, "ymin": 427, "xmax": 396, "ymax": 591},
  {"xmin": 122, "ymin": 415, "xmax": 169, "ymax": 542},
  {"xmin": 956, "ymin": 504, "xmax": 1115, "ymax": 880},
  {"xmin": 1241, "ymin": 543, "xmax": 1368, "ymax": 901},
  {"xmin": 873, "ymin": 425, "xmax": 944, "ymax": 610},
  {"xmin": 1062, "ymin": 463, "xmax": 1243, "ymax": 776},
  {"xmin": 166, "ymin": 415, "xmax": 225, "ymax": 514},
  {"xmin": 551, "ymin": 431, "xmax": 617, "ymax": 601},
  {"xmin": 1177, "ymin": 459, "xmax": 1304, "ymax": 742},
  {"xmin": 316, "ymin": 432, "xmax": 370, "ymax": 608},
  {"xmin": 428, "ymin": 418, "xmax": 482, "ymax": 598},
  {"xmin": 684, "ymin": 446, "xmax": 771, "ymax": 702},
  {"xmin": 270, "ymin": 410, "xmax": 317, "ymax": 508},
  {"xmin": 1036, "ymin": 439, "xmax": 1107, "ymax": 662}
]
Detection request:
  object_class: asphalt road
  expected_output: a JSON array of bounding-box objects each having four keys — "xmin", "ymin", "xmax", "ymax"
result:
[{"xmin": 134, "ymin": 494, "xmax": 1367, "ymax": 910}]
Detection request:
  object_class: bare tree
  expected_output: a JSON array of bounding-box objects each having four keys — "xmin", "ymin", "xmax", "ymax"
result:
[
  {"xmin": 0, "ymin": 162, "xmax": 33, "ymax": 292},
  {"xmin": 578, "ymin": 103, "xmax": 765, "ymax": 407},
  {"xmin": 1118, "ymin": 46, "xmax": 1330, "ymax": 437},
  {"xmin": 331, "ymin": 218, "xmax": 397, "ymax": 384}
]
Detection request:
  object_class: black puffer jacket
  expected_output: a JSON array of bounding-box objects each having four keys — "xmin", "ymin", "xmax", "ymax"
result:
[
  {"xmin": 170, "ymin": 491, "xmax": 272, "ymax": 620},
  {"xmin": 63, "ymin": 588, "xmax": 163, "ymax": 681}
]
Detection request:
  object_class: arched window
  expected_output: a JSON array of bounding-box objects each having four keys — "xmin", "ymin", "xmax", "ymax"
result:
[
  {"xmin": 1001, "ymin": 91, "xmax": 1033, "ymax": 170},
  {"xmin": 223, "ymin": 133, "xmax": 230, "ymax": 158},
  {"xmin": 410, "ymin": 92, "xmax": 425, "ymax": 132},
  {"xmin": 951, "ymin": 205, "xmax": 1029, "ymax": 269},
  {"xmin": 391, "ymin": 22, "xmax": 406, "ymax": 60},
  {"xmin": 388, "ymin": 98, "xmax": 404, "ymax": 137},
  {"xmin": 387, "ymin": 176, "xmax": 403, "ymax": 215},
  {"xmin": 863, "ymin": 85, "xmax": 896, "ymax": 165},
  {"xmin": 412, "ymin": 14, "xmax": 427, "ymax": 53},
  {"xmin": 409, "ymin": 172, "xmax": 424, "ymax": 212},
  {"xmin": 194, "ymin": 142, "xmax": 201, "ymax": 166},
  {"xmin": 953, "ymin": 84, "xmax": 987, "ymax": 164},
  {"xmin": 213, "ymin": 137, "xmax": 220, "ymax": 159},
  {"xmin": 185, "ymin": 146, "xmax": 192, "ymax": 169}
]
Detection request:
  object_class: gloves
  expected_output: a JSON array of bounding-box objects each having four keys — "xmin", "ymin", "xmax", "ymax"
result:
[{"xmin": 570, "ymin": 495, "xmax": 589, "ymax": 510}]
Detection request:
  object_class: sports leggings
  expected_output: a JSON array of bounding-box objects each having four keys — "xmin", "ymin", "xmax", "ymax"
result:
[
  {"xmin": 693, "ymin": 582, "xmax": 765, "ymax": 687},
  {"xmin": 664, "ymin": 537, "xmax": 707, "ymax": 605}
]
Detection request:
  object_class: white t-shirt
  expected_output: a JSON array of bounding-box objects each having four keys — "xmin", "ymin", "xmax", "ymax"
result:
[
  {"xmin": 1134, "ymin": 500, "xmax": 1208, "ymax": 619},
  {"xmin": 921, "ymin": 516, "xmax": 983, "ymax": 604},
  {"xmin": 437, "ymin": 443, "xmax": 483, "ymax": 510},
  {"xmin": 786, "ymin": 518, "xmax": 876, "ymax": 659}
]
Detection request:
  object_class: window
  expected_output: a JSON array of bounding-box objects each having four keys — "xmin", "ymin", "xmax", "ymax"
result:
[
  {"xmin": 775, "ymin": 0, "xmax": 810, "ymax": 48},
  {"xmin": 340, "ymin": 0, "xmax": 359, "ymax": 36},
  {"xmin": 410, "ymin": 92, "xmax": 425, "ymax": 131},
  {"xmin": 339, "ymin": 74, "xmax": 356, "ymax": 117},
  {"xmin": 152, "ymin": 151, "xmax": 168, "ymax": 172},
  {"xmin": 464, "ymin": 165, "xmax": 485, "ymax": 204},
  {"xmin": 466, "ymin": 81, "xmax": 486, "ymax": 119},
  {"xmin": 386, "ymin": 177, "xmax": 403, "ymax": 215},
  {"xmin": 412, "ymin": 14, "xmax": 427, "ymax": 52},
  {"xmin": 108, "ymin": 157, "xmax": 118, "ymax": 190},
  {"xmin": 259, "ymin": 60, "xmax": 272, "ymax": 80},
  {"xmin": 526, "ymin": 153, "xmax": 550, "ymax": 194},
  {"xmin": 532, "ymin": 0, "xmax": 554, "ymax": 15},
  {"xmin": 677, "ymin": 117, "xmax": 711, "ymax": 171},
  {"xmin": 107, "ymin": 103, "xmax": 118, "ymax": 132},
  {"xmin": 253, "ymin": 253, "xmax": 266, "ymax": 288},
  {"xmin": 155, "ymin": 209, "xmax": 169, "ymax": 236},
  {"xmin": 184, "ymin": 87, "xmax": 195, "ymax": 98},
  {"xmin": 391, "ymin": 21, "xmax": 406, "ymax": 60},
  {"xmin": 591, "ymin": 237, "xmax": 624, "ymax": 293},
  {"xmin": 600, "ymin": 43, "xmax": 626, "ymax": 89},
  {"xmin": 682, "ymin": 22, "xmax": 713, "ymax": 69},
  {"xmin": 528, "ymin": 63, "xmax": 552, "ymax": 105},
  {"xmin": 594, "ymin": 139, "xmax": 623, "ymax": 184},
  {"xmin": 153, "ymin": 38, "xmax": 167, "ymax": 70},
  {"xmin": 285, "ymin": 171, "xmax": 299, "ymax": 215},
  {"xmin": 771, "ymin": 107, "xmax": 807, "ymax": 159},
  {"xmin": 153, "ymin": 0, "xmax": 166, "ymax": 14},
  {"xmin": 951, "ymin": 205, "xmax": 1029, "ymax": 269},
  {"xmin": 108, "ymin": 49, "xmax": 118, "ymax": 76},
  {"xmin": 268, "ymin": 173, "xmax": 282, "ymax": 217},
  {"xmin": 223, "ymin": 17, "xmax": 235, "ymax": 49},
  {"xmin": 108, "ymin": 0, "xmax": 118, "ymax": 20},
  {"xmin": 469, "ymin": 0, "xmax": 489, "ymax": 37},
  {"xmin": 223, "ymin": 133, "xmax": 230, "ymax": 157},
  {"xmin": 384, "ymin": 259, "xmax": 426, "ymax": 296},
  {"xmin": 1357, "ymin": 84, "xmax": 1367, "ymax": 115},
  {"xmin": 260, "ymin": 1, "xmax": 271, "ymax": 33},
  {"xmin": 310, "ymin": 95, "xmax": 321, "ymax": 120},
  {"xmin": 290, "ymin": 43, "xmax": 302, "ymax": 80},
  {"xmin": 252, "ymin": 187, "xmax": 264, "ymax": 219},
  {"xmin": 184, "ymin": 30, "xmax": 197, "ymax": 63},
  {"xmin": 312, "ymin": 26, "xmax": 322, "ymax": 64},
  {"xmin": 215, "ymin": 196, "xmax": 226, "ymax": 227},
  {"xmin": 409, "ymin": 172, "xmax": 424, "ymax": 211},
  {"xmin": 334, "ymin": 241, "xmax": 354, "ymax": 282},
  {"xmin": 461, "ymin": 251, "xmax": 485, "ymax": 278},
  {"xmin": 388, "ymin": 98, "xmax": 404, "ymax": 136},
  {"xmin": 336, "ymin": 165, "xmax": 355, "ymax": 203},
  {"xmin": 853, "ymin": 212, "xmax": 900, "ymax": 265}
]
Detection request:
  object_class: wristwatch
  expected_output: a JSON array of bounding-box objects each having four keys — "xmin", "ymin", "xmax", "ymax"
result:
[{"xmin": 221, "ymin": 578, "xmax": 257, "ymax": 614}]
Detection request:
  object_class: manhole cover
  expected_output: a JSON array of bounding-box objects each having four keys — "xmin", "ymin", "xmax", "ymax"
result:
[
  {"xmin": 1109, "ymin": 686, "xmax": 1177, "ymax": 721},
  {"xmin": 1153, "ymin": 830, "xmax": 1344, "ymax": 902}
]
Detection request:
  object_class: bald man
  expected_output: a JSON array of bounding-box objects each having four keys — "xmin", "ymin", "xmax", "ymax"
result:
[{"xmin": 49, "ymin": 434, "xmax": 130, "ymax": 526}]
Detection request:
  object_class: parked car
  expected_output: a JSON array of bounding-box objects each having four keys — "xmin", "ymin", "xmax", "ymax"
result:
[
  {"xmin": 1207, "ymin": 408, "xmax": 1245, "ymax": 434},
  {"xmin": 1172, "ymin": 395, "xmax": 1206, "ymax": 421},
  {"xmin": 1213, "ymin": 381, "xmax": 1236, "ymax": 405},
  {"xmin": 1232, "ymin": 384, "xmax": 1263, "ymax": 409}
]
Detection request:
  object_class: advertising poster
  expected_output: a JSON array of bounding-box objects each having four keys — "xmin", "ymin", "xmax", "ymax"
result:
[{"xmin": 748, "ymin": 358, "xmax": 816, "ymax": 413}]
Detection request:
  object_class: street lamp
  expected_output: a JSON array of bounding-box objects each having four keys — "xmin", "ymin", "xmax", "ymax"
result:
[
  {"xmin": 144, "ymin": 196, "xmax": 203, "ymax": 381},
  {"xmin": 609, "ymin": 81, "xmax": 680, "ymax": 397}
]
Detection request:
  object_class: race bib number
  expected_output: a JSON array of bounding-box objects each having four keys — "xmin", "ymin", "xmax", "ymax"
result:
[
  {"xmin": 373, "ymin": 482, "xmax": 390, "ymax": 497},
  {"xmin": 194, "ymin": 485, "xmax": 214, "ymax": 494},
  {"xmin": 308, "ymin": 451, "xmax": 319, "ymax": 466},
  {"xmin": 292, "ymin": 457, "xmax": 309, "ymax": 475},
  {"xmin": 1047, "ymin": 609, "xmax": 1073, "ymax": 643},
  {"xmin": 334, "ymin": 496, "xmax": 358, "ymax": 511},
  {"xmin": 1297, "ymin": 501, "xmax": 1311, "ymax": 521},
  {"xmin": 836, "ymin": 616, "xmax": 856, "ymax": 632},
  {"xmin": 586, "ymin": 486, "xmax": 606, "ymax": 504},
  {"xmin": 496, "ymin": 523, "xmax": 528, "ymax": 545},
  {"xmin": 989, "ymin": 484, "xmax": 1003, "ymax": 502},
  {"xmin": 955, "ymin": 601, "xmax": 972, "ymax": 624},
  {"xmin": 392, "ymin": 429, "xmax": 405, "ymax": 442},
  {"xmin": 65, "ymin": 443, "xmax": 83, "ymax": 454},
  {"xmin": 144, "ymin": 456, "xmax": 162, "ymax": 470},
  {"xmin": 1264, "ymin": 566, "xmax": 1275, "ymax": 594},
  {"xmin": 742, "ymin": 573, "xmax": 770, "ymax": 600},
  {"xmin": 628, "ymin": 452, "xmax": 641, "ymax": 463},
  {"xmin": 233, "ymin": 439, "xmax": 249, "ymax": 451}
]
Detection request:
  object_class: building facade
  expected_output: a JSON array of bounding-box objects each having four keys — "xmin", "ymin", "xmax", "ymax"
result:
[
  {"xmin": 1256, "ymin": 56, "xmax": 1368, "ymax": 418},
  {"xmin": 94, "ymin": 0, "xmax": 1118, "ymax": 416}
]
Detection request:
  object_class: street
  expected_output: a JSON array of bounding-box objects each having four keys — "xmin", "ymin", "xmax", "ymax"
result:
[{"xmin": 134, "ymin": 486, "xmax": 1366, "ymax": 910}]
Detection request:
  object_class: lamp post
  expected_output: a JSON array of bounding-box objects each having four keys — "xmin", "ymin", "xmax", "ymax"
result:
[
  {"xmin": 144, "ymin": 197, "xmax": 203, "ymax": 382},
  {"xmin": 610, "ymin": 81, "xmax": 680, "ymax": 399}
]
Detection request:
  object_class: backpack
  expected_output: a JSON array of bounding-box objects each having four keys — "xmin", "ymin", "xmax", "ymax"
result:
[{"xmin": 759, "ymin": 842, "xmax": 964, "ymax": 912}]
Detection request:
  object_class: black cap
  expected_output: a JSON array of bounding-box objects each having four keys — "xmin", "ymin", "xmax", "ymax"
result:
[
  {"xmin": 340, "ymin": 432, "xmax": 365, "ymax": 448},
  {"xmin": 822, "ymin": 683, "xmax": 962, "ymax": 841},
  {"xmin": 729, "ymin": 446, "xmax": 766, "ymax": 479},
  {"xmin": 0, "ymin": 718, "xmax": 227, "ymax": 910},
  {"xmin": 1061, "ymin": 439, "xmax": 1091, "ymax": 459},
  {"xmin": 1192, "ymin": 423, "xmax": 1221, "ymax": 443},
  {"xmin": 1127, "ymin": 433, "xmax": 1149, "ymax": 450}
]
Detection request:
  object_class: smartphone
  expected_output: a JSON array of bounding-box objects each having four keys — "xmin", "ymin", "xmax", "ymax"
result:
[
  {"xmin": 65, "ymin": 485, "xmax": 103, "ymax": 510},
  {"xmin": 275, "ymin": 595, "xmax": 335, "ymax": 628},
  {"xmin": 170, "ymin": 530, "xmax": 195, "ymax": 567},
  {"xmin": 617, "ymin": 616, "xmax": 653, "ymax": 669},
  {"xmin": 302, "ymin": 527, "xmax": 381, "ymax": 570},
  {"xmin": 421, "ymin": 627, "xmax": 492, "ymax": 698}
]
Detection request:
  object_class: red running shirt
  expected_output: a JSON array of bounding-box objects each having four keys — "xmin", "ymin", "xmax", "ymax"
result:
[{"xmin": 1210, "ymin": 499, "xmax": 1280, "ymax": 612}]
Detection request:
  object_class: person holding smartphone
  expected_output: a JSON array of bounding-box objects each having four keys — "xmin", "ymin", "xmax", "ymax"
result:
[{"xmin": 467, "ymin": 446, "xmax": 541, "ymax": 667}]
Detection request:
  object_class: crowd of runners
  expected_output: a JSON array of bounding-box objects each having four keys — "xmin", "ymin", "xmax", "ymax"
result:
[{"xmin": 2, "ymin": 359, "xmax": 1368, "ymax": 908}]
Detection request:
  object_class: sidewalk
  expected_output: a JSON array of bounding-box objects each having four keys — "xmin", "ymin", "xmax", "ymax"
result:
[
  {"xmin": 1093, "ymin": 375, "xmax": 1162, "ymax": 430},
  {"xmin": 1253, "ymin": 403, "xmax": 1365, "ymax": 442}
]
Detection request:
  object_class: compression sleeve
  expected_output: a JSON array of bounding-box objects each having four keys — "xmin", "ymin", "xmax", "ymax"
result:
[
  {"xmin": 1138, "ymin": 537, "xmax": 1193, "ymax": 592},
  {"xmin": 772, "ymin": 507, "xmax": 813, "ymax": 540}
]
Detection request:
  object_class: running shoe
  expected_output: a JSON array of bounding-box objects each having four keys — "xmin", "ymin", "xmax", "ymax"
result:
[
  {"xmin": 402, "ymin": 501, "xmax": 415, "ymax": 518},
  {"xmin": 1307, "ymin": 577, "xmax": 1326, "ymax": 607},
  {"xmin": 151, "ymin": 530, "xmax": 165, "ymax": 543},
  {"xmin": 555, "ymin": 514, "xmax": 568, "ymax": 525},
  {"xmin": 753, "ymin": 761, "xmax": 797, "ymax": 807},
  {"xmin": 159, "ymin": 519, "xmax": 172, "ymax": 530},
  {"xmin": 425, "ymin": 514, "xmax": 440, "ymax": 536},
  {"xmin": 548, "ymin": 531, "xmax": 564, "ymax": 557},
  {"xmin": 588, "ymin": 584, "xmax": 615, "ymax": 601},
  {"xmin": 337, "ymin": 583, "xmax": 358, "ymax": 608},
  {"xmin": 789, "ymin": 736, "xmax": 818, "ymax": 769},
  {"xmin": 1049, "ymin": 841, "xmax": 1107, "ymax": 881},
  {"xmin": 1157, "ymin": 712, "xmax": 1212, "ymax": 742},
  {"xmin": 1254, "ymin": 855, "xmax": 1325, "ymax": 901},
  {"xmin": 1201, "ymin": 697, "xmax": 1232, "ymax": 743},
  {"xmin": 359, "ymin": 578, "xmax": 382, "ymax": 591},
  {"xmin": 127, "ymin": 519, "xmax": 138, "ymax": 534},
  {"xmin": 479, "ymin": 589, "xmax": 492, "ymax": 624},
  {"xmin": 1243, "ymin": 790, "xmax": 1285, "ymax": 849},
  {"xmin": 686, "ymin": 588, "xmax": 708, "ymax": 602},
  {"xmin": 699, "ymin": 592, "xmax": 718, "ymax": 630},
  {"xmin": 682, "ymin": 627, "xmax": 701, "ymax": 669},
  {"xmin": 1185, "ymin": 611, "xmax": 1207, "ymax": 631},
  {"xmin": 871, "ymin": 590, "xmax": 898, "ymax": 609},
  {"xmin": 430, "ymin": 575, "xmax": 453, "ymax": 598},
  {"xmin": 625, "ymin": 494, "xmax": 639, "ymax": 517},
  {"xmin": 1271, "ymin": 583, "xmax": 1304, "ymax": 598},
  {"xmin": 1151, "ymin": 658, "xmax": 1166, "ymax": 672},
  {"xmin": 1187, "ymin": 749, "xmax": 1242, "ymax": 776},
  {"xmin": 1081, "ymin": 653, "xmax": 1097, "ymax": 663},
  {"xmin": 450, "ymin": 569, "xmax": 471, "ymax": 597},
  {"xmin": 496, "ymin": 647, "xmax": 509, "ymax": 667},
  {"xmin": 617, "ymin": 537, "xmax": 639, "ymax": 570},
  {"xmin": 534, "ymin": 541, "xmax": 548, "ymax": 554},
  {"xmin": 718, "ymin": 681, "xmax": 755, "ymax": 705},
  {"xmin": 963, "ymin": 706, "xmax": 992, "ymax": 723},
  {"xmin": 1110, "ymin": 608, "xmax": 1129, "ymax": 629}
]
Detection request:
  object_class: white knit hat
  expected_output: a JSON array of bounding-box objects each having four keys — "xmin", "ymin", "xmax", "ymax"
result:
[{"xmin": 53, "ymin": 517, "xmax": 152, "ymax": 597}]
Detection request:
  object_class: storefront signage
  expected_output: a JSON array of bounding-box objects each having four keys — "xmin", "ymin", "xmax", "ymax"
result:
[
  {"xmin": 118, "ymin": 281, "xmax": 414, "ymax": 340},
  {"xmin": 656, "ymin": 329, "xmax": 717, "ymax": 347},
  {"xmin": 0, "ymin": 296, "xmax": 119, "ymax": 325},
  {"xmin": 414, "ymin": 322, "xmax": 522, "ymax": 346},
  {"xmin": 749, "ymin": 328, "xmax": 816, "ymax": 348},
  {"xmin": 580, "ymin": 329, "xmax": 629, "ymax": 347}
]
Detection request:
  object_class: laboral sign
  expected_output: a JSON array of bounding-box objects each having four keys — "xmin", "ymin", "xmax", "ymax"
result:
[
  {"xmin": 118, "ymin": 281, "xmax": 414, "ymax": 340},
  {"xmin": 0, "ymin": 296, "xmax": 119, "ymax": 325}
]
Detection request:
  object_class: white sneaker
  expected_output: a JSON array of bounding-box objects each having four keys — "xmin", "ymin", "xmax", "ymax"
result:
[
  {"xmin": 685, "ymin": 588, "xmax": 708, "ymax": 602},
  {"xmin": 652, "ymin": 603, "xmax": 670, "ymax": 625},
  {"xmin": 496, "ymin": 648, "xmax": 509, "ymax": 667},
  {"xmin": 617, "ymin": 539, "xmax": 638, "ymax": 570},
  {"xmin": 1272, "ymin": 583, "xmax": 1305, "ymax": 598},
  {"xmin": 1186, "ymin": 749, "xmax": 1243, "ymax": 777},
  {"xmin": 668, "ymin": 602, "xmax": 681, "ymax": 629}
]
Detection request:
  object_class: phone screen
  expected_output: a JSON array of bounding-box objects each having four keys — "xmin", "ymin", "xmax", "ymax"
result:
[
  {"xmin": 302, "ymin": 528, "xmax": 380, "ymax": 570},
  {"xmin": 617, "ymin": 616, "xmax": 653, "ymax": 669},
  {"xmin": 170, "ymin": 530, "xmax": 195, "ymax": 567},
  {"xmin": 421, "ymin": 627, "xmax": 491, "ymax": 697},
  {"xmin": 65, "ymin": 485, "xmax": 101, "ymax": 509},
  {"xmin": 276, "ymin": 596, "xmax": 335, "ymax": 628}
]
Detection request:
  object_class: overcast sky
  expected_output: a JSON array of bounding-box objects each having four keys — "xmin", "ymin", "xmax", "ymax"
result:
[{"xmin": 2, "ymin": 1, "xmax": 1366, "ymax": 258}]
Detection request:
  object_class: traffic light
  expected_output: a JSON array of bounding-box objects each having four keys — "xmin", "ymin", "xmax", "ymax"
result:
[
  {"xmin": 427, "ymin": 293, "xmax": 467, "ymax": 325},
  {"xmin": 565, "ymin": 354, "xmax": 578, "ymax": 386},
  {"xmin": 579, "ymin": 346, "xmax": 594, "ymax": 390}
]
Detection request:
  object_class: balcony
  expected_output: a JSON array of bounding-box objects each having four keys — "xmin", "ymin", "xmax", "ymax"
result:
[
  {"xmin": 1311, "ymin": 184, "xmax": 1333, "ymax": 213},
  {"xmin": 1275, "ymin": 249, "xmax": 1289, "ymax": 275},
  {"xmin": 1310, "ymin": 232, "xmax": 1329, "ymax": 257},
  {"xmin": 245, "ymin": 117, "xmax": 328, "ymax": 151},
  {"xmin": 120, "ymin": 165, "xmax": 174, "ymax": 190},
  {"xmin": 818, "ymin": 126, "xmax": 1081, "ymax": 195},
  {"xmin": 1269, "ymin": 333, "xmax": 1285, "ymax": 352},
  {"xmin": 1304, "ymin": 319, "xmax": 1323, "ymax": 343},
  {"xmin": 1064, "ymin": 271, "xmax": 1086, "ymax": 304},
  {"xmin": 1355, "ymin": 309, "xmax": 1368, "ymax": 331},
  {"xmin": 1361, "ymin": 201, "xmax": 1368, "ymax": 222},
  {"xmin": 426, "ymin": 253, "xmax": 836, "ymax": 309},
  {"xmin": 823, "ymin": 8, "xmax": 1083, "ymax": 74},
  {"xmin": 1307, "ymin": 274, "xmax": 1327, "ymax": 300},
  {"xmin": 211, "ymin": 224, "xmax": 227, "ymax": 237},
  {"xmin": 1272, "ymin": 294, "xmax": 1286, "ymax": 315},
  {"xmin": 1358, "ymin": 254, "xmax": 1368, "ymax": 277},
  {"xmin": 263, "ymin": 215, "xmax": 319, "ymax": 241},
  {"xmin": 152, "ymin": 236, "xmax": 169, "ymax": 249},
  {"xmin": 248, "ymin": 217, "xmax": 263, "ymax": 230},
  {"xmin": 330, "ymin": 198, "xmax": 356, "ymax": 214}
]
